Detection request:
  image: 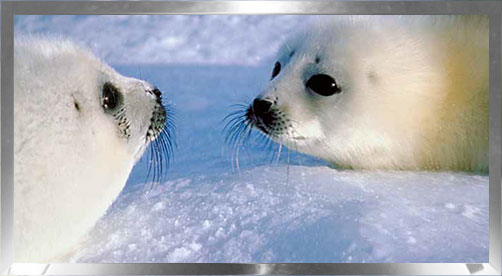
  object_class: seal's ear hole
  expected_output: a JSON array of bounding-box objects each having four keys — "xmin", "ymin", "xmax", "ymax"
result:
[
  {"xmin": 270, "ymin": 62, "xmax": 281, "ymax": 80},
  {"xmin": 102, "ymin": 82, "xmax": 119, "ymax": 110},
  {"xmin": 306, "ymin": 74, "xmax": 341, "ymax": 96},
  {"xmin": 74, "ymin": 101, "xmax": 80, "ymax": 111}
]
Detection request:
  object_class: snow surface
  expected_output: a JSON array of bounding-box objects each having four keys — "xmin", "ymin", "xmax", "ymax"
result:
[{"xmin": 68, "ymin": 65, "xmax": 488, "ymax": 263}]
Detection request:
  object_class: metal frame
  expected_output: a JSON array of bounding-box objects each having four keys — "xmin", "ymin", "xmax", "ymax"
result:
[{"xmin": 1, "ymin": 1, "xmax": 501, "ymax": 275}]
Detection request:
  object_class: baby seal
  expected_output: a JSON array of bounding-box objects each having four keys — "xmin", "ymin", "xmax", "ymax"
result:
[
  {"xmin": 14, "ymin": 37, "xmax": 174, "ymax": 262},
  {"xmin": 233, "ymin": 16, "xmax": 488, "ymax": 172}
]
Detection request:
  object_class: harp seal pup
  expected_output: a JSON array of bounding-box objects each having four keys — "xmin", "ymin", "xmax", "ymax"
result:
[
  {"xmin": 14, "ymin": 36, "xmax": 170, "ymax": 262},
  {"xmin": 246, "ymin": 15, "xmax": 488, "ymax": 172}
]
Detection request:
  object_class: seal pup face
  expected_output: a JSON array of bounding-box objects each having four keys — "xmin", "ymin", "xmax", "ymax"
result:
[
  {"xmin": 97, "ymin": 72, "xmax": 173, "ymax": 163},
  {"xmin": 96, "ymin": 69, "xmax": 175, "ymax": 182},
  {"xmin": 242, "ymin": 21, "xmax": 353, "ymax": 162}
]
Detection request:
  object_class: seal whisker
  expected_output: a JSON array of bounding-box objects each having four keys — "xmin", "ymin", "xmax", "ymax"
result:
[
  {"xmin": 143, "ymin": 104, "xmax": 176, "ymax": 192},
  {"xmin": 224, "ymin": 119, "xmax": 246, "ymax": 145},
  {"xmin": 154, "ymin": 139, "xmax": 164, "ymax": 185},
  {"xmin": 222, "ymin": 103, "xmax": 257, "ymax": 172},
  {"xmin": 232, "ymin": 122, "xmax": 251, "ymax": 173},
  {"xmin": 286, "ymin": 146, "xmax": 291, "ymax": 184},
  {"xmin": 275, "ymin": 144, "xmax": 283, "ymax": 164},
  {"xmin": 148, "ymin": 139, "xmax": 161, "ymax": 191}
]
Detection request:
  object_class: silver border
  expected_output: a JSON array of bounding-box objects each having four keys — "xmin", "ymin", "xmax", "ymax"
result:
[{"xmin": 1, "ymin": 1, "xmax": 501, "ymax": 275}]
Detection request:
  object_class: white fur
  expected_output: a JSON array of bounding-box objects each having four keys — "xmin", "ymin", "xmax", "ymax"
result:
[
  {"xmin": 259, "ymin": 15, "xmax": 488, "ymax": 171},
  {"xmin": 14, "ymin": 37, "xmax": 160, "ymax": 261}
]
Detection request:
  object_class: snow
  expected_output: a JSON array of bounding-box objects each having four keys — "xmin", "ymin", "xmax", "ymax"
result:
[
  {"xmin": 68, "ymin": 65, "xmax": 488, "ymax": 263},
  {"xmin": 71, "ymin": 164, "xmax": 488, "ymax": 263}
]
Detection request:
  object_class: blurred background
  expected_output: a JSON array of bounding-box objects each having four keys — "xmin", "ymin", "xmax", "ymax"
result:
[
  {"xmin": 14, "ymin": 15, "xmax": 488, "ymax": 264},
  {"xmin": 15, "ymin": 15, "xmax": 315, "ymax": 66}
]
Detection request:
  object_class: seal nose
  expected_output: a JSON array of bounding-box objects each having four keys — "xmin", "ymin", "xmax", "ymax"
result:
[
  {"xmin": 152, "ymin": 88, "xmax": 162, "ymax": 98},
  {"xmin": 252, "ymin": 98, "xmax": 273, "ymax": 116}
]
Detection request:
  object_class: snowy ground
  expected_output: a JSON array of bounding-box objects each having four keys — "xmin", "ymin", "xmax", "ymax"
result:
[{"xmin": 68, "ymin": 65, "xmax": 488, "ymax": 263}]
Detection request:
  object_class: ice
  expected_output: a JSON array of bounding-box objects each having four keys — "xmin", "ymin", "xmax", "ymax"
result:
[{"xmin": 68, "ymin": 65, "xmax": 488, "ymax": 263}]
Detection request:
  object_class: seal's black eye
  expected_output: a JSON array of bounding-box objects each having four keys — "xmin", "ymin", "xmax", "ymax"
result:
[
  {"xmin": 271, "ymin": 62, "xmax": 281, "ymax": 80},
  {"xmin": 102, "ymin": 82, "xmax": 119, "ymax": 110},
  {"xmin": 306, "ymin": 74, "xmax": 341, "ymax": 96}
]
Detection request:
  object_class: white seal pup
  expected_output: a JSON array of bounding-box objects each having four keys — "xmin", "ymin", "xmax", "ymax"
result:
[
  {"xmin": 235, "ymin": 16, "xmax": 488, "ymax": 172},
  {"xmin": 14, "ymin": 36, "xmax": 174, "ymax": 262}
]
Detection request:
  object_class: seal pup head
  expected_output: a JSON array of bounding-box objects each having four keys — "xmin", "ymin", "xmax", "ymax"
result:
[
  {"xmin": 98, "ymin": 71, "xmax": 175, "ymax": 181},
  {"xmin": 243, "ymin": 19, "xmax": 355, "ymax": 163},
  {"xmin": 228, "ymin": 16, "xmax": 488, "ymax": 171},
  {"xmin": 14, "ymin": 36, "xmax": 175, "ymax": 262}
]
